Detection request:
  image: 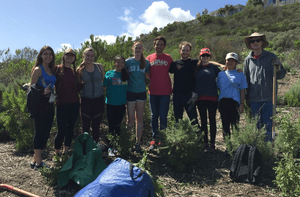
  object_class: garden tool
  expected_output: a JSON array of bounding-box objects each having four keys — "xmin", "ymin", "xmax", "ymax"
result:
[
  {"xmin": 272, "ymin": 57, "xmax": 280, "ymax": 140},
  {"xmin": 0, "ymin": 183, "xmax": 40, "ymax": 197}
]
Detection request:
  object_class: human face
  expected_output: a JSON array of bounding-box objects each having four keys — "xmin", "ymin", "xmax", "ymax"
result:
[
  {"xmin": 114, "ymin": 57, "xmax": 125, "ymax": 72},
  {"xmin": 180, "ymin": 45, "xmax": 191, "ymax": 60},
  {"xmin": 133, "ymin": 43, "xmax": 144, "ymax": 57},
  {"xmin": 41, "ymin": 49, "xmax": 53, "ymax": 65},
  {"xmin": 200, "ymin": 54, "xmax": 211, "ymax": 64},
  {"xmin": 83, "ymin": 51, "xmax": 95, "ymax": 65},
  {"xmin": 64, "ymin": 54, "xmax": 76, "ymax": 66},
  {"xmin": 226, "ymin": 58, "xmax": 237, "ymax": 70},
  {"xmin": 154, "ymin": 40, "xmax": 166, "ymax": 55},
  {"xmin": 250, "ymin": 37, "xmax": 263, "ymax": 50}
]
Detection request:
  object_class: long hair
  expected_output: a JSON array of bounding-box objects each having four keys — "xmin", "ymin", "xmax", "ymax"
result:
[
  {"xmin": 194, "ymin": 54, "xmax": 212, "ymax": 75},
  {"xmin": 132, "ymin": 41, "xmax": 146, "ymax": 70},
  {"xmin": 76, "ymin": 47, "xmax": 95, "ymax": 77},
  {"xmin": 31, "ymin": 45, "xmax": 55, "ymax": 74},
  {"xmin": 57, "ymin": 51, "xmax": 77, "ymax": 75},
  {"xmin": 114, "ymin": 55, "xmax": 129, "ymax": 82}
]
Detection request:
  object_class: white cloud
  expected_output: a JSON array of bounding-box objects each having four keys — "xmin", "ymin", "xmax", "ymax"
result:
[
  {"xmin": 120, "ymin": 1, "xmax": 195, "ymax": 39},
  {"xmin": 94, "ymin": 35, "xmax": 117, "ymax": 44},
  {"xmin": 55, "ymin": 43, "xmax": 72, "ymax": 52}
]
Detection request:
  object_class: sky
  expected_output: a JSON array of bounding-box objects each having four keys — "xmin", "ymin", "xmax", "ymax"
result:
[{"xmin": 0, "ymin": 0, "xmax": 247, "ymax": 53}]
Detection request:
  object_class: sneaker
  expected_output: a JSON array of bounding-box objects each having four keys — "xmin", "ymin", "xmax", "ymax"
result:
[
  {"xmin": 34, "ymin": 162, "xmax": 49, "ymax": 170},
  {"xmin": 149, "ymin": 140, "xmax": 156, "ymax": 150},
  {"xmin": 30, "ymin": 162, "xmax": 36, "ymax": 169},
  {"xmin": 135, "ymin": 143, "xmax": 141, "ymax": 153},
  {"xmin": 61, "ymin": 154, "xmax": 68, "ymax": 163},
  {"xmin": 108, "ymin": 148, "xmax": 115, "ymax": 157},
  {"xmin": 53, "ymin": 154, "xmax": 60, "ymax": 163},
  {"xmin": 210, "ymin": 144, "xmax": 216, "ymax": 152}
]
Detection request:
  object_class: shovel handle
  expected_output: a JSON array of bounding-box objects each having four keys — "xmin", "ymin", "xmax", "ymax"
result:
[
  {"xmin": 0, "ymin": 184, "xmax": 40, "ymax": 197},
  {"xmin": 272, "ymin": 62, "xmax": 277, "ymax": 140}
]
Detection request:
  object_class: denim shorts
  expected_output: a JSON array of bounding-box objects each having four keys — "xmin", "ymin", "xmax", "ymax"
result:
[{"xmin": 127, "ymin": 91, "xmax": 147, "ymax": 102}]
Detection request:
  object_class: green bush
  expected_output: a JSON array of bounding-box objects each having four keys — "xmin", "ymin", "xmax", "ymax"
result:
[
  {"xmin": 283, "ymin": 81, "xmax": 300, "ymax": 107},
  {"xmin": 225, "ymin": 117, "xmax": 274, "ymax": 162},
  {"xmin": 0, "ymin": 87, "xmax": 34, "ymax": 151},
  {"xmin": 160, "ymin": 118, "xmax": 201, "ymax": 172},
  {"xmin": 273, "ymin": 153, "xmax": 300, "ymax": 197},
  {"xmin": 274, "ymin": 113, "xmax": 300, "ymax": 157},
  {"xmin": 294, "ymin": 40, "xmax": 300, "ymax": 49}
]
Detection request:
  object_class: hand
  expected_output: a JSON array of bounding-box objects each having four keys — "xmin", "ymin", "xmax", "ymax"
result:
[
  {"xmin": 43, "ymin": 87, "xmax": 52, "ymax": 95},
  {"xmin": 187, "ymin": 92, "xmax": 198, "ymax": 105},
  {"xmin": 239, "ymin": 104, "xmax": 244, "ymax": 114},
  {"xmin": 272, "ymin": 58, "xmax": 281, "ymax": 71}
]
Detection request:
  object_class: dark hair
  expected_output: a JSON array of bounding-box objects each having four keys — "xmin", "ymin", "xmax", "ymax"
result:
[
  {"xmin": 154, "ymin": 36, "xmax": 166, "ymax": 46},
  {"xmin": 59, "ymin": 52, "xmax": 77, "ymax": 75},
  {"xmin": 179, "ymin": 41, "xmax": 192, "ymax": 51},
  {"xmin": 114, "ymin": 55, "xmax": 129, "ymax": 82},
  {"xmin": 132, "ymin": 41, "xmax": 146, "ymax": 70},
  {"xmin": 31, "ymin": 45, "xmax": 55, "ymax": 74},
  {"xmin": 194, "ymin": 54, "xmax": 211, "ymax": 75}
]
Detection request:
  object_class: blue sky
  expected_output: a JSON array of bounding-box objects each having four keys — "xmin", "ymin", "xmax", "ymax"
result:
[{"xmin": 1, "ymin": 0, "xmax": 247, "ymax": 53}]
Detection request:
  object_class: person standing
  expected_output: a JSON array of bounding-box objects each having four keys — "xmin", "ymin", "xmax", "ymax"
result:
[
  {"xmin": 243, "ymin": 32, "xmax": 286, "ymax": 142},
  {"xmin": 146, "ymin": 36, "xmax": 173, "ymax": 150},
  {"xmin": 125, "ymin": 42, "xmax": 150, "ymax": 152},
  {"xmin": 53, "ymin": 48, "xmax": 80, "ymax": 163},
  {"xmin": 29, "ymin": 46, "xmax": 56, "ymax": 170},
  {"xmin": 168, "ymin": 41, "xmax": 199, "ymax": 126},
  {"xmin": 217, "ymin": 52, "xmax": 247, "ymax": 140},
  {"xmin": 194, "ymin": 48, "xmax": 221, "ymax": 152},
  {"xmin": 103, "ymin": 55, "xmax": 129, "ymax": 155},
  {"xmin": 76, "ymin": 47, "xmax": 105, "ymax": 143}
]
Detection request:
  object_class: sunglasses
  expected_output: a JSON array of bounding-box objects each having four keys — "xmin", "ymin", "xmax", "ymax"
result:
[
  {"xmin": 250, "ymin": 39, "xmax": 262, "ymax": 44},
  {"xmin": 201, "ymin": 54, "xmax": 210, "ymax": 57}
]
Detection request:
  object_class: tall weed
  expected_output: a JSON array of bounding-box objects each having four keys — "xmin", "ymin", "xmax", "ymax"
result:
[{"xmin": 283, "ymin": 81, "xmax": 300, "ymax": 107}]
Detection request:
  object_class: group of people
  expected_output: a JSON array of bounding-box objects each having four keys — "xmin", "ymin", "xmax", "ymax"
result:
[{"xmin": 28, "ymin": 32, "xmax": 286, "ymax": 169}]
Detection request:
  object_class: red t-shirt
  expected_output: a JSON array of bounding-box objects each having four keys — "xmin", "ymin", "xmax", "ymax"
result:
[{"xmin": 146, "ymin": 53, "xmax": 173, "ymax": 95}]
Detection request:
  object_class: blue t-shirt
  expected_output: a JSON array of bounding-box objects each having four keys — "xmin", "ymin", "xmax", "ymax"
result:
[
  {"xmin": 103, "ymin": 70, "xmax": 128, "ymax": 105},
  {"xmin": 217, "ymin": 70, "xmax": 248, "ymax": 104},
  {"xmin": 37, "ymin": 65, "xmax": 56, "ymax": 89},
  {"xmin": 125, "ymin": 57, "xmax": 150, "ymax": 93}
]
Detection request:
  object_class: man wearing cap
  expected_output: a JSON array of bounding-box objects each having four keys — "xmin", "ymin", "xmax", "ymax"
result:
[
  {"xmin": 217, "ymin": 52, "xmax": 247, "ymax": 140},
  {"xmin": 243, "ymin": 32, "xmax": 286, "ymax": 142}
]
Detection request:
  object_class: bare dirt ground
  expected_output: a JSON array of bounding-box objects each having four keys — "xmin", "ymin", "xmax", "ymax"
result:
[{"xmin": 0, "ymin": 70, "xmax": 299, "ymax": 197}]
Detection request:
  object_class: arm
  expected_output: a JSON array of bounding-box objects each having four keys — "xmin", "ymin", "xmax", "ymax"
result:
[
  {"xmin": 103, "ymin": 86, "xmax": 107, "ymax": 92},
  {"xmin": 239, "ymin": 89, "xmax": 246, "ymax": 114},
  {"xmin": 95, "ymin": 63, "xmax": 105, "ymax": 82},
  {"xmin": 210, "ymin": 61, "xmax": 226, "ymax": 70},
  {"xmin": 30, "ymin": 67, "xmax": 51, "ymax": 95},
  {"xmin": 169, "ymin": 62, "xmax": 176, "ymax": 73}
]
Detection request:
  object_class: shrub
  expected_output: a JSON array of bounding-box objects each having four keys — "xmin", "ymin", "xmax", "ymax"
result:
[
  {"xmin": 225, "ymin": 117, "xmax": 274, "ymax": 162},
  {"xmin": 274, "ymin": 113, "xmax": 300, "ymax": 157},
  {"xmin": 294, "ymin": 40, "xmax": 300, "ymax": 49},
  {"xmin": 273, "ymin": 153, "xmax": 300, "ymax": 197},
  {"xmin": 283, "ymin": 81, "xmax": 300, "ymax": 107},
  {"xmin": 160, "ymin": 118, "xmax": 201, "ymax": 172},
  {"xmin": 0, "ymin": 86, "xmax": 34, "ymax": 151}
]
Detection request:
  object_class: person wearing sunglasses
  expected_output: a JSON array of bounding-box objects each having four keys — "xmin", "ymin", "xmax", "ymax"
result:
[
  {"xmin": 243, "ymin": 32, "xmax": 286, "ymax": 142},
  {"xmin": 194, "ymin": 48, "xmax": 224, "ymax": 152}
]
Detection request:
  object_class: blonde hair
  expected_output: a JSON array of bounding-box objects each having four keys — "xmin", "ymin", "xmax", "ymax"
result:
[
  {"xmin": 132, "ymin": 42, "xmax": 146, "ymax": 70},
  {"xmin": 77, "ymin": 47, "xmax": 95, "ymax": 76}
]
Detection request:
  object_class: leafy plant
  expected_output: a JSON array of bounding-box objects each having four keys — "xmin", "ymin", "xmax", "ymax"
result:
[
  {"xmin": 160, "ymin": 118, "xmax": 201, "ymax": 172},
  {"xmin": 0, "ymin": 86, "xmax": 34, "ymax": 151},
  {"xmin": 225, "ymin": 117, "xmax": 274, "ymax": 162},
  {"xmin": 274, "ymin": 113, "xmax": 300, "ymax": 157},
  {"xmin": 283, "ymin": 81, "xmax": 300, "ymax": 107},
  {"xmin": 134, "ymin": 151, "xmax": 165, "ymax": 197},
  {"xmin": 273, "ymin": 153, "xmax": 300, "ymax": 196}
]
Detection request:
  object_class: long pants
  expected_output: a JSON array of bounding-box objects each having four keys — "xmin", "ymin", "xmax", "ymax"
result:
[
  {"xmin": 218, "ymin": 98, "xmax": 240, "ymax": 139},
  {"xmin": 149, "ymin": 95, "xmax": 170, "ymax": 139},
  {"xmin": 80, "ymin": 96, "xmax": 105, "ymax": 143},
  {"xmin": 55, "ymin": 102, "xmax": 80, "ymax": 149},
  {"xmin": 250, "ymin": 101, "xmax": 273, "ymax": 142},
  {"xmin": 106, "ymin": 104, "xmax": 126, "ymax": 136},
  {"xmin": 196, "ymin": 100, "xmax": 218, "ymax": 145},
  {"xmin": 33, "ymin": 97, "xmax": 54, "ymax": 150},
  {"xmin": 173, "ymin": 94, "xmax": 199, "ymax": 126}
]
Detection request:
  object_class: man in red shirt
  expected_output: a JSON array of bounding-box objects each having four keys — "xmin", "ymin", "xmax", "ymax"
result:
[{"xmin": 146, "ymin": 36, "xmax": 173, "ymax": 150}]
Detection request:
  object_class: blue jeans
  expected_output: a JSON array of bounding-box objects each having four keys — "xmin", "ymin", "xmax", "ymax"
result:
[
  {"xmin": 173, "ymin": 94, "xmax": 198, "ymax": 126},
  {"xmin": 150, "ymin": 95, "xmax": 170, "ymax": 139},
  {"xmin": 250, "ymin": 102, "xmax": 273, "ymax": 142}
]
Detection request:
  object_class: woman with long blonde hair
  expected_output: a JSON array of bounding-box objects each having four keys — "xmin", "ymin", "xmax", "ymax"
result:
[
  {"xmin": 125, "ymin": 42, "xmax": 150, "ymax": 152},
  {"xmin": 76, "ymin": 47, "xmax": 105, "ymax": 143}
]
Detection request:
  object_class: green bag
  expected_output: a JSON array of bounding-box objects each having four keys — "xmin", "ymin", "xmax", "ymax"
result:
[{"xmin": 57, "ymin": 133, "xmax": 107, "ymax": 188}]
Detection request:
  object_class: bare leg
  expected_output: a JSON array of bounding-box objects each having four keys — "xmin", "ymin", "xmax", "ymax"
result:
[
  {"xmin": 136, "ymin": 100, "xmax": 145, "ymax": 143},
  {"xmin": 127, "ymin": 101, "xmax": 136, "ymax": 132}
]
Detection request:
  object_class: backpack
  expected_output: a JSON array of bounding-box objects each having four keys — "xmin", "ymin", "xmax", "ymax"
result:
[
  {"xmin": 230, "ymin": 144, "xmax": 263, "ymax": 184},
  {"xmin": 74, "ymin": 158, "xmax": 154, "ymax": 197}
]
